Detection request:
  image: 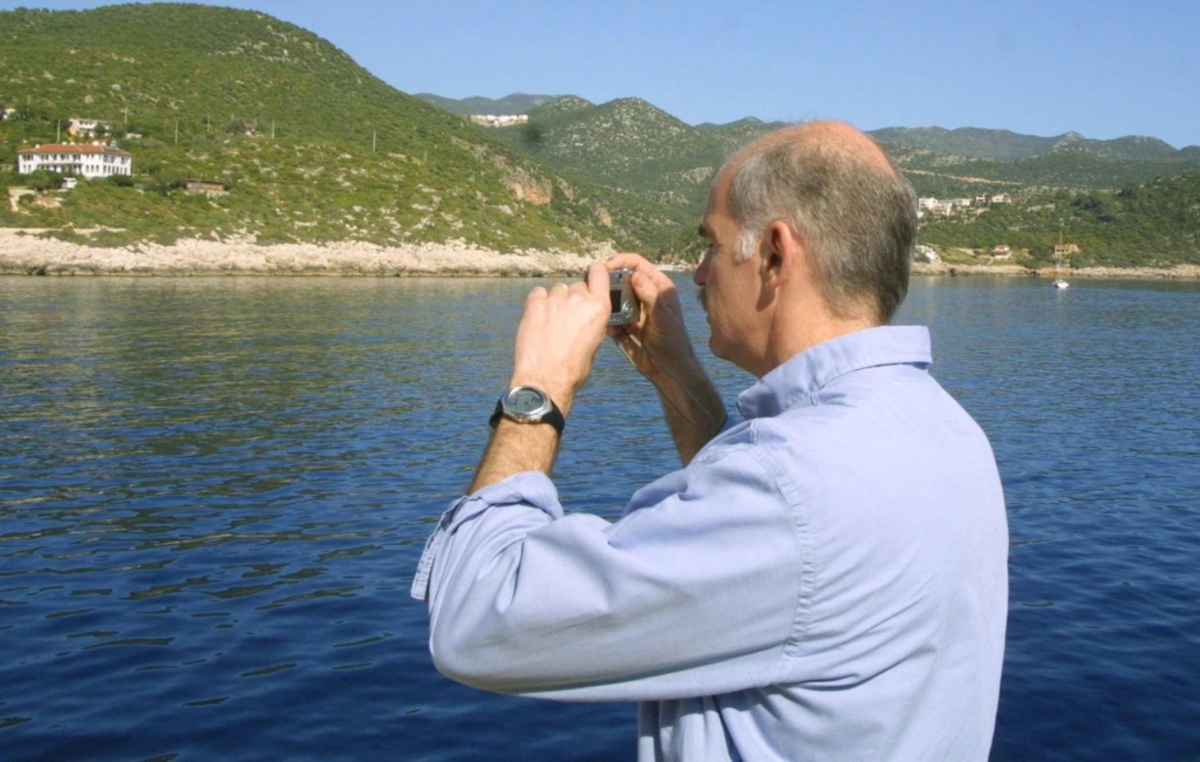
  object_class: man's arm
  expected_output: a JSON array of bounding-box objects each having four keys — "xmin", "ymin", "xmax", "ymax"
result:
[
  {"xmin": 468, "ymin": 421, "xmax": 558, "ymax": 494},
  {"xmin": 467, "ymin": 263, "xmax": 612, "ymax": 493},
  {"xmin": 423, "ymin": 449, "xmax": 806, "ymax": 703},
  {"xmin": 607, "ymin": 254, "xmax": 727, "ymax": 464}
]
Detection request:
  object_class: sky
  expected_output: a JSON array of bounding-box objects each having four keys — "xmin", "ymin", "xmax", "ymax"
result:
[{"xmin": 5, "ymin": 0, "xmax": 1199, "ymax": 148}]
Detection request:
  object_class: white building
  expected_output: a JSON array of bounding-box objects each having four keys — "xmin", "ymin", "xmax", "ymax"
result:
[
  {"xmin": 469, "ymin": 114, "xmax": 529, "ymax": 127},
  {"xmin": 17, "ymin": 143, "xmax": 133, "ymax": 178},
  {"xmin": 68, "ymin": 118, "xmax": 112, "ymax": 137}
]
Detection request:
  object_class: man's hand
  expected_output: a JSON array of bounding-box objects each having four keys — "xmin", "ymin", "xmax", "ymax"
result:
[
  {"xmin": 606, "ymin": 254, "xmax": 727, "ymax": 464},
  {"xmin": 509, "ymin": 262, "xmax": 612, "ymax": 416},
  {"xmin": 606, "ymin": 254, "xmax": 694, "ymax": 384},
  {"xmin": 467, "ymin": 263, "xmax": 611, "ymax": 494}
]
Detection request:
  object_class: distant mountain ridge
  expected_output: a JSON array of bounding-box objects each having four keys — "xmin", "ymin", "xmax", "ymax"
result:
[
  {"xmin": 419, "ymin": 92, "xmax": 1200, "ymax": 209},
  {"xmin": 422, "ymin": 93, "xmax": 1196, "ymax": 163},
  {"xmin": 868, "ymin": 126, "xmax": 1188, "ymax": 161}
]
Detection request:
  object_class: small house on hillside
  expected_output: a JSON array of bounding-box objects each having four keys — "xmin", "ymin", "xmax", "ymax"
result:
[
  {"xmin": 915, "ymin": 244, "xmax": 940, "ymax": 262},
  {"xmin": 991, "ymin": 245, "xmax": 1012, "ymax": 259},
  {"xmin": 184, "ymin": 179, "xmax": 229, "ymax": 196},
  {"xmin": 68, "ymin": 118, "xmax": 112, "ymax": 137},
  {"xmin": 1055, "ymin": 243, "xmax": 1081, "ymax": 256},
  {"xmin": 17, "ymin": 143, "xmax": 132, "ymax": 178}
]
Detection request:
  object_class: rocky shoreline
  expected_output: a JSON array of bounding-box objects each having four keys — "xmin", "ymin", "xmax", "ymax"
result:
[
  {"xmin": 0, "ymin": 229, "xmax": 605, "ymax": 277},
  {"xmin": 1, "ymin": 229, "xmax": 1197, "ymax": 280},
  {"xmin": 910, "ymin": 260, "xmax": 1200, "ymax": 280}
]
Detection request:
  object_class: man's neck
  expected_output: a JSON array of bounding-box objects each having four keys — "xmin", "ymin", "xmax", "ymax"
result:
[{"xmin": 758, "ymin": 311, "xmax": 878, "ymax": 378}]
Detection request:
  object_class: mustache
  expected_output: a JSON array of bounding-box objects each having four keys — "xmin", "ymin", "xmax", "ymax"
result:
[{"xmin": 697, "ymin": 286, "xmax": 707, "ymax": 312}]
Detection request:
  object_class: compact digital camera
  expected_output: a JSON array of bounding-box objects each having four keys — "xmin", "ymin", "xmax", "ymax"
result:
[{"xmin": 607, "ymin": 268, "xmax": 640, "ymax": 327}]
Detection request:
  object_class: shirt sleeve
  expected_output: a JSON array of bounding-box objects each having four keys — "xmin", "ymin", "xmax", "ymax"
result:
[{"xmin": 412, "ymin": 444, "xmax": 810, "ymax": 703}]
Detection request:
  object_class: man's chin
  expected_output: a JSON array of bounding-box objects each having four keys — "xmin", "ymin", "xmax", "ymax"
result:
[{"xmin": 707, "ymin": 333, "xmax": 725, "ymax": 360}]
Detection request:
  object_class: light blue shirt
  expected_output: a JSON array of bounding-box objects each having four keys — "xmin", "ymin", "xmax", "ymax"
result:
[{"xmin": 413, "ymin": 326, "xmax": 1008, "ymax": 761}]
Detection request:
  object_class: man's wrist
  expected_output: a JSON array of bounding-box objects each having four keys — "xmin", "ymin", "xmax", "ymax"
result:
[
  {"xmin": 507, "ymin": 378, "xmax": 574, "ymax": 417},
  {"xmin": 492, "ymin": 385, "xmax": 568, "ymax": 435}
]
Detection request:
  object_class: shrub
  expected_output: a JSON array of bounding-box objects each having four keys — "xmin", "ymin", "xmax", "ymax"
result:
[{"xmin": 26, "ymin": 170, "xmax": 65, "ymax": 192}]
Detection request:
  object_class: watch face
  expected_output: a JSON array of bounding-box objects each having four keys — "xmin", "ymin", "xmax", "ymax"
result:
[{"xmin": 508, "ymin": 387, "xmax": 547, "ymax": 414}]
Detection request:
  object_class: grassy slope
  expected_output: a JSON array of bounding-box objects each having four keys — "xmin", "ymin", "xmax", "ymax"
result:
[
  {"xmin": 919, "ymin": 171, "xmax": 1200, "ymax": 268},
  {"xmin": 489, "ymin": 97, "xmax": 730, "ymax": 209},
  {"xmin": 0, "ymin": 4, "xmax": 684, "ymax": 254}
]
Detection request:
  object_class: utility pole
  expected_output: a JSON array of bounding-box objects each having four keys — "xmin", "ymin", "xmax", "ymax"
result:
[
  {"xmin": 56, "ymin": 119, "xmax": 60, "ymax": 142},
  {"xmin": 175, "ymin": 120, "xmax": 179, "ymax": 144},
  {"xmin": 372, "ymin": 130, "xmax": 377, "ymax": 152},
  {"xmin": 271, "ymin": 119, "xmax": 275, "ymax": 139}
]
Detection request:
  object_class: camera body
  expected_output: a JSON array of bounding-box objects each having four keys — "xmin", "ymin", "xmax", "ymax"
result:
[{"xmin": 608, "ymin": 268, "xmax": 640, "ymax": 326}]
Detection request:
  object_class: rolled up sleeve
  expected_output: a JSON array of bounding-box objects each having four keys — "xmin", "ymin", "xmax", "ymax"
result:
[{"xmin": 412, "ymin": 445, "xmax": 809, "ymax": 703}]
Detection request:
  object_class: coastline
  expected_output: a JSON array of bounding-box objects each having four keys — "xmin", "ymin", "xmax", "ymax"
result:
[
  {"xmin": 0, "ymin": 228, "xmax": 606, "ymax": 277},
  {"xmin": 1, "ymin": 229, "xmax": 1196, "ymax": 279},
  {"xmin": 910, "ymin": 260, "xmax": 1200, "ymax": 280}
]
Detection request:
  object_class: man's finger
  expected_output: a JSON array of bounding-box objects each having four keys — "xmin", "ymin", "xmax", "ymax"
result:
[
  {"xmin": 608, "ymin": 253, "xmax": 674, "ymax": 293},
  {"xmin": 585, "ymin": 261, "xmax": 609, "ymax": 298}
]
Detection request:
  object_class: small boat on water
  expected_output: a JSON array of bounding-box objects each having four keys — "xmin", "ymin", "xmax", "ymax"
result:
[{"xmin": 1053, "ymin": 223, "xmax": 1072, "ymax": 289}]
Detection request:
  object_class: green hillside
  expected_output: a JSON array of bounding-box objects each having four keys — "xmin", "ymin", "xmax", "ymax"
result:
[
  {"xmin": 868, "ymin": 126, "xmax": 1196, "ymax": 161},
  {"xmin": 487, "ymin": 97, "xmax": 730, "ymax": 209},
  {"xmin": 868, "ymin": 127, "xmax": 1200, "ymax": 199},
  {"xmin": 696, "ymin": 117, "xmax": 790, "ymax": 157},
  {"xmin": 920, "ymin": 171, "xmax": 1200, "ymax": 268},
  {"xmin": 0, "ymin": 4, "xmax": 685, "ymax": 254}
]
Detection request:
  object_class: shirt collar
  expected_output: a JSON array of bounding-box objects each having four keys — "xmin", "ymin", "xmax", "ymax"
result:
[{"xmin": 737, "ymin": 326, "xmax": 932, "ymax": 420}]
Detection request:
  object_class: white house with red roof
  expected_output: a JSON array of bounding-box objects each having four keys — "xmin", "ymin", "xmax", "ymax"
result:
[{"xmin": 17, "ymin": 143, "xmax": 133, "ymax": 178}]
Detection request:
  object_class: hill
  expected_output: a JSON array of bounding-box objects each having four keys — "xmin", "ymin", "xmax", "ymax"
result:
[
  {"xmin": 0, "ymin": 5, "xmax": 686, "ymax": 254},
  {"xmin": 487, "ymin": 97, "xmax": 735, "ymax": 208},
  {"xmin": 868, "ymin": 126, "xmax": 1196, "ymax": 161},
  {"xmin": 696, "ymin": 117, "xmax": 790, "ymax": 157},
  {"xmin": 919, "ymin": 170, "xmax": 1200, "ymax": 268},
  {"xmin": 428, "ymin": 91, "xmax": 1200, "ymax": 208}
]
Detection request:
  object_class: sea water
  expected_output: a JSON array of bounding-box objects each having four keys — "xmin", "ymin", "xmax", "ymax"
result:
[{"xmin": 2, "ymin": 275, "xmax": 1198, "ymax": 760}]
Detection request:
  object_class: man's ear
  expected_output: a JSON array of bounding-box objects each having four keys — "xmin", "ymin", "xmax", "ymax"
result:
[{"xmin": 762, "ymin": 220, "xmax": 798, "ymax": 287}]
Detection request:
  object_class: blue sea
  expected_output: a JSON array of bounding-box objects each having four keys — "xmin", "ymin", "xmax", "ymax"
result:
[{"xmin": 2, "ymin": 274, "xmax": 1198, "ymax": 761}]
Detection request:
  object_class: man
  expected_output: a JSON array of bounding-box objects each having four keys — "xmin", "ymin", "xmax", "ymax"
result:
[{"xmin": 412, "ymin": 121, "xmax": 1008, "ymax": 761}]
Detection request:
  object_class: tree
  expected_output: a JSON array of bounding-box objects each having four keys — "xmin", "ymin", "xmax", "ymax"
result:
[{"xmin": 26, "ymin": 170, "xmax": 65, "ymax": 192}]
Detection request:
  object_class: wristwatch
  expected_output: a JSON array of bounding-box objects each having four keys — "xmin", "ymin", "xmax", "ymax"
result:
[{"xmin": 489, "ymin": 386, "xmax": 565, "ymax": 436}]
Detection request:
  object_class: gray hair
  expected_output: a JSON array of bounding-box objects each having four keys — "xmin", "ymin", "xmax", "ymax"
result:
[{"xmin": 726, "ymin": 135, "xmax": 917, "ymax": 323}]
